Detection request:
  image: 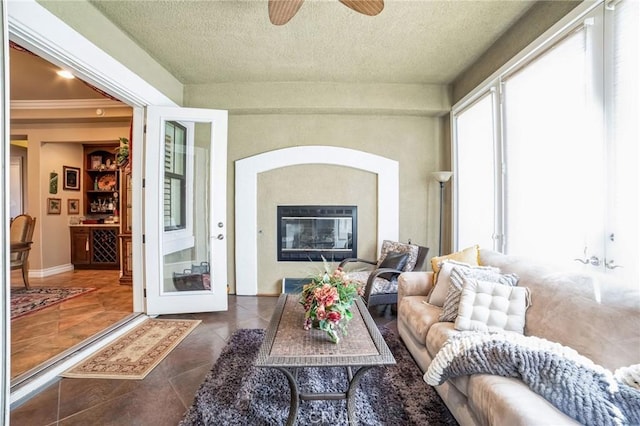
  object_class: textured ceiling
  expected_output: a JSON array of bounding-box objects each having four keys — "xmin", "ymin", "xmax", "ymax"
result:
[{"xmin": 89, "ymin": 0, "xmax": 536, "ymax": 85}]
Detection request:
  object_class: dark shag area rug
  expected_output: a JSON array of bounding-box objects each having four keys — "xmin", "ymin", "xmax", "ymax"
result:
[{"xmin": 180, "ymin": 327, "xmax": 458, "ymax": 426}]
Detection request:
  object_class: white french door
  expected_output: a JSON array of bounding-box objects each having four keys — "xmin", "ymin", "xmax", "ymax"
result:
[{"xmin": 144, "ymin": 106, "xmax": 228, "ymax": 315}]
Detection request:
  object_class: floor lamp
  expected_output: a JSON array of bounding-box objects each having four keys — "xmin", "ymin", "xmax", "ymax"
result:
[{"xmin": 432, "ymin": 171, "xmax": 452, "ymax": 256}]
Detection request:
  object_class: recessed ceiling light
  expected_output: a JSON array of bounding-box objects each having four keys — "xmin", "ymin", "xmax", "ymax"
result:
[{"xmin": 57, "ymin": 70, "xmax": 75, "ymax": 79}]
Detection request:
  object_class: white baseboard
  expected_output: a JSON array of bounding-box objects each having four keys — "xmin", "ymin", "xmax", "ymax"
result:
[{"xmin": 29, "ymin": 264, "xmax": 74, "ymax": 278}]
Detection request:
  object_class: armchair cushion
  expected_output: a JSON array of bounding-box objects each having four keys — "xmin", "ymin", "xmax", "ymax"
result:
[
  {"xmin": 377, "ymin": 240, "xmax": 419, "ymax": 272},
  {"xmin": 377, "ymin": 251, "xmax": 409, "ymax": 280},
  {"xmin": 349, "ymin": 271, "xmax": 398, "ymax": 294}
]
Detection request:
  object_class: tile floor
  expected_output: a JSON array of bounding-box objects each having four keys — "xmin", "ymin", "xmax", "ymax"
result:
[
  {"xmin": 10, "ymin": 294, "xmax": 397, "ymax": 425},
  {"xmin": 10, "ymin": 269, "xmax": 132, "ymax": 379}
]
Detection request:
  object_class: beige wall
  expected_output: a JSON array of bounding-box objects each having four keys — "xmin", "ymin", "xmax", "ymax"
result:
[
  {"xmin": 452, "ymin": 0, "xmax": 581, "ymax": 104},
  {"xmin": 257, "ymin": 164, "xmax": 377, "ymax": 295},
  {"xmin": 186, "ymin": 82, "xmax": 450, "ymax": 294},
  {"xmin": 10, "ymin": 122, "xmax": 131, "ymax": 271}
]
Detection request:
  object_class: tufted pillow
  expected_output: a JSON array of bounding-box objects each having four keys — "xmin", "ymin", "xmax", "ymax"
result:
[
  {"xmin": 439, "ymin": 265, "xmax": 519, "ymax": 322},
  {"xmin": 377, "ymin": 240, "xmax": 419, "ymax": 272},
  {"xmin": 377, "ymin": 251, "xmax": 410, "ymax": 280},
  {"xmin": 454, "ymin": 277, "xmax": 530, "ymax": 334}
]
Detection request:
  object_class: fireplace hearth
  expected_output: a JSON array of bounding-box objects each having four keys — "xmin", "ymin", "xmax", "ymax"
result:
[{"xmin": 277, "ymin": 205, "xmax": 357, "ymax": 262}]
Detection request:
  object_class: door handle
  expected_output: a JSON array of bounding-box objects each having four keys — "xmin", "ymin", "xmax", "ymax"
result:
[
  {"xmin": 605, "ymin": 259, "xmax": 623, "ymax": 270},
  {"xmin": 574, "ymin": 255, "xmax": 601, "ymax": 266}
]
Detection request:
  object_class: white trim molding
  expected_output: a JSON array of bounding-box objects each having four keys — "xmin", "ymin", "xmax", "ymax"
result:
[{"xmin": 235, "ymin": 146, "xmax": 399, "ymax": 295}]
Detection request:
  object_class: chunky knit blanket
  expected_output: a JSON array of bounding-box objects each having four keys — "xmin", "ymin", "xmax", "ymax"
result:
[{"xmin": 424, "ymin": 332, "xmax": 640, "ymax": 426}]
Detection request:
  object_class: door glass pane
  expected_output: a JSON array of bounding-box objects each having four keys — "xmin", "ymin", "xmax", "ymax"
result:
[
  {"xmin": 164, "ymin": 121, "xmax": 186, "ymax": 231},
  {"xmin": 162, "ymin": 122, "xmax": 212, "ymax": 293},
  {"xmin": 502, "ymin": 27, "xmax": 603, "ymax": 264},
  {"xmin": 455, "ymin": 92, "xmax": 496, "ymax": 250}
]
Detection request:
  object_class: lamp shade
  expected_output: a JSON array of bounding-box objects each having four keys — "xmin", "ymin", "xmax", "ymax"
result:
[{"xmin": 432, "ymin": 171, "xmax": 453, "ymax": 183}]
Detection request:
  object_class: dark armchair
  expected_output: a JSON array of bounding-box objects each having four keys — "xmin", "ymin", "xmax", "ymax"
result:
[
  {"xmin": 339, "ymin": 240, "xmax": 429, "ymax": 308},
  {"xmin": 10, "ymin": 214, "xmax": 36, "ymax": 289}
]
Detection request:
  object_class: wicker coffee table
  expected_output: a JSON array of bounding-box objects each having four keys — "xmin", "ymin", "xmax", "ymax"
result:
[{"xmin": 256, "ymin": 294, "xmax": 396, "ymax": 425}]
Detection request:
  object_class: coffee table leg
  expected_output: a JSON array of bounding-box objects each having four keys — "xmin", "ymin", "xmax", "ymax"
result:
[
  {"xmin": 275, "ymin": 367, "xmax": 299, "ymax": 426},
  {"xmin": 346, "ymin": 366, "xmax": 374, "ymax": 425}
]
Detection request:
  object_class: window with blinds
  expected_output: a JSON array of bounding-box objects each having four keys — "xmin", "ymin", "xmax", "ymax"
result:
[
  {"xmin": 454, "ymin": 91, "xmax": 497, "ymax": 250},
  {"xmin": 452, "ymin": 0, "xmax": 639, "ymax": 283},
  {"xmin": 502, "ymin": 24, "xmax": 600, "ymax": 261}
]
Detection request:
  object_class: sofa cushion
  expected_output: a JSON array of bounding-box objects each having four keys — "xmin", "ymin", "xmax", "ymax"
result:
[
  {"xmin": 425, "ymin": 321, "xmax": 458, "ymax": 357},
  {"xmin": 425, "ymin": 323, "xmax": 470, "ymax": 397},
  {"xmin": 397, "ymin": 295, "xmax": 441, "ymax": 344},
  {"xmin": 467, "ymin": 374, "xmax": 580, "ymax": 426},
  {"xmin": 440, "ymin": 266, "xmax": 519, "ymax": 322},
  {"xmin": 455, "ymin": 278, "xmax": 530, "ymax": 333}
]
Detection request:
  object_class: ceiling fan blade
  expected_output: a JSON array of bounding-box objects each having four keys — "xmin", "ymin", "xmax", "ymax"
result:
[
  {"xmin": 339, "ymin": 0, "xmax": 384, "ymax": 16},
  {"xmin": 269, "ymin": 0, "xmax": 305, "ymax": 25}
]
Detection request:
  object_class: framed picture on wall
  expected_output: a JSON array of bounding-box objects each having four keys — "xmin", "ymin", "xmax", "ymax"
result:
[
  {"xmin": 68, "ymin": 199, "xmax": 80, "ymax": 215},
  {"xmin": 47, "ymin": 198, "xmax": 62, "ymax": 215},
  {"xmin": 63, "ymin": 166, "xmax": 81, "ymax": 190}
]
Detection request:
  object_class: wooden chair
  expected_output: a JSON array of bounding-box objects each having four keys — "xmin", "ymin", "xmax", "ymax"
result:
[
  {"xmin": 339, "ymin": 240, "xmax": 429, "ymax": 308},
  {"xmin": 10, "ymin": 214, "xmax": 37, "ymax": 289}
]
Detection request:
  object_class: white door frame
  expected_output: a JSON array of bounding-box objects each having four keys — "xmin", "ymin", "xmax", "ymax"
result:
[
  {"xmin": 2, "ymin": 1, "xmax": 11, "ymax": 422},
  {"xmin": 4, "ymin": 0, "xmax": 179, "ymax": 407}
]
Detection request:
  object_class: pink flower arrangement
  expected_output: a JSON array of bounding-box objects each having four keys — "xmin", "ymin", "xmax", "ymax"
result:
[{"xmin": 300, "ymin": 262, "xmax": 363, "ymax": 343}]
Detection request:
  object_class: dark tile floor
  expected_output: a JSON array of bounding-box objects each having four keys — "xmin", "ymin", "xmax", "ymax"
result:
[{"xmin": 10, "ymin": 296, "xmax": 397, "ymax": 425}]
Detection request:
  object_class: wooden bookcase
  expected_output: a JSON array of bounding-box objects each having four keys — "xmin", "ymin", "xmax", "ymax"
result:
[{"xmin": 83, "ymin": 144, "xmax": 120, "ymax": 218}]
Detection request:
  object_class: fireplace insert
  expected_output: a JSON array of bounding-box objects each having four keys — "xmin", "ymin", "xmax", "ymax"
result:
[{"xmin": 277, "ymin": 205, "xmax": 357, "ymax": 262}]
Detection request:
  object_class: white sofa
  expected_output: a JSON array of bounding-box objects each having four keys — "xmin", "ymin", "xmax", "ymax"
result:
[{"xmin": 397, "ymin": 249, "xmax": 640, "ymax": 426}]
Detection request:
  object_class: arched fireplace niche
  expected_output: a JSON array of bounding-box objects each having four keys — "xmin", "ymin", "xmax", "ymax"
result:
[{"xmin": 235, "ymin": 146, "xmax": 399, "ymax": 295}]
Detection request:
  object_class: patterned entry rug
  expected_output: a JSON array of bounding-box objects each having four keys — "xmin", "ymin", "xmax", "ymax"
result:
[
  {"xmin": 180, "ymin": 327, "xmax": 458, "ymax": 425},
  {"xmin": 62, "ymin": 318, "xmax": 201, "ymax": 380},
  {"xmin": 10, "ymin": 287, "xmax": 96, "ymax": 320}
]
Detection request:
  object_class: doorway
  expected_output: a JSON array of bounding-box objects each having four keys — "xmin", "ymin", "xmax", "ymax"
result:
[{"xmin": 8, "ymin": 43, "xmax": 135, "ymax": 381}]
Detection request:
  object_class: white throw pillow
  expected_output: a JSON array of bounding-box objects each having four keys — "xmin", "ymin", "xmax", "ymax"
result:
[
  {"xmin": 428, "ymin": 260, "xmax": 500, "ymax": 307},
  {"xmin": 454, "ymin": 277, "xmax": 530, "ymax": 334},
  {"xmin": 439, "ymin": 265, "xmax": 518, "ymax": 322}
]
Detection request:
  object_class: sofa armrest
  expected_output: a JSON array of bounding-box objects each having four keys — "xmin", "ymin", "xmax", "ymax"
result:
[{"xmin": 398, "ymin": 271, "xmax": 434, "ymax": 306}]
